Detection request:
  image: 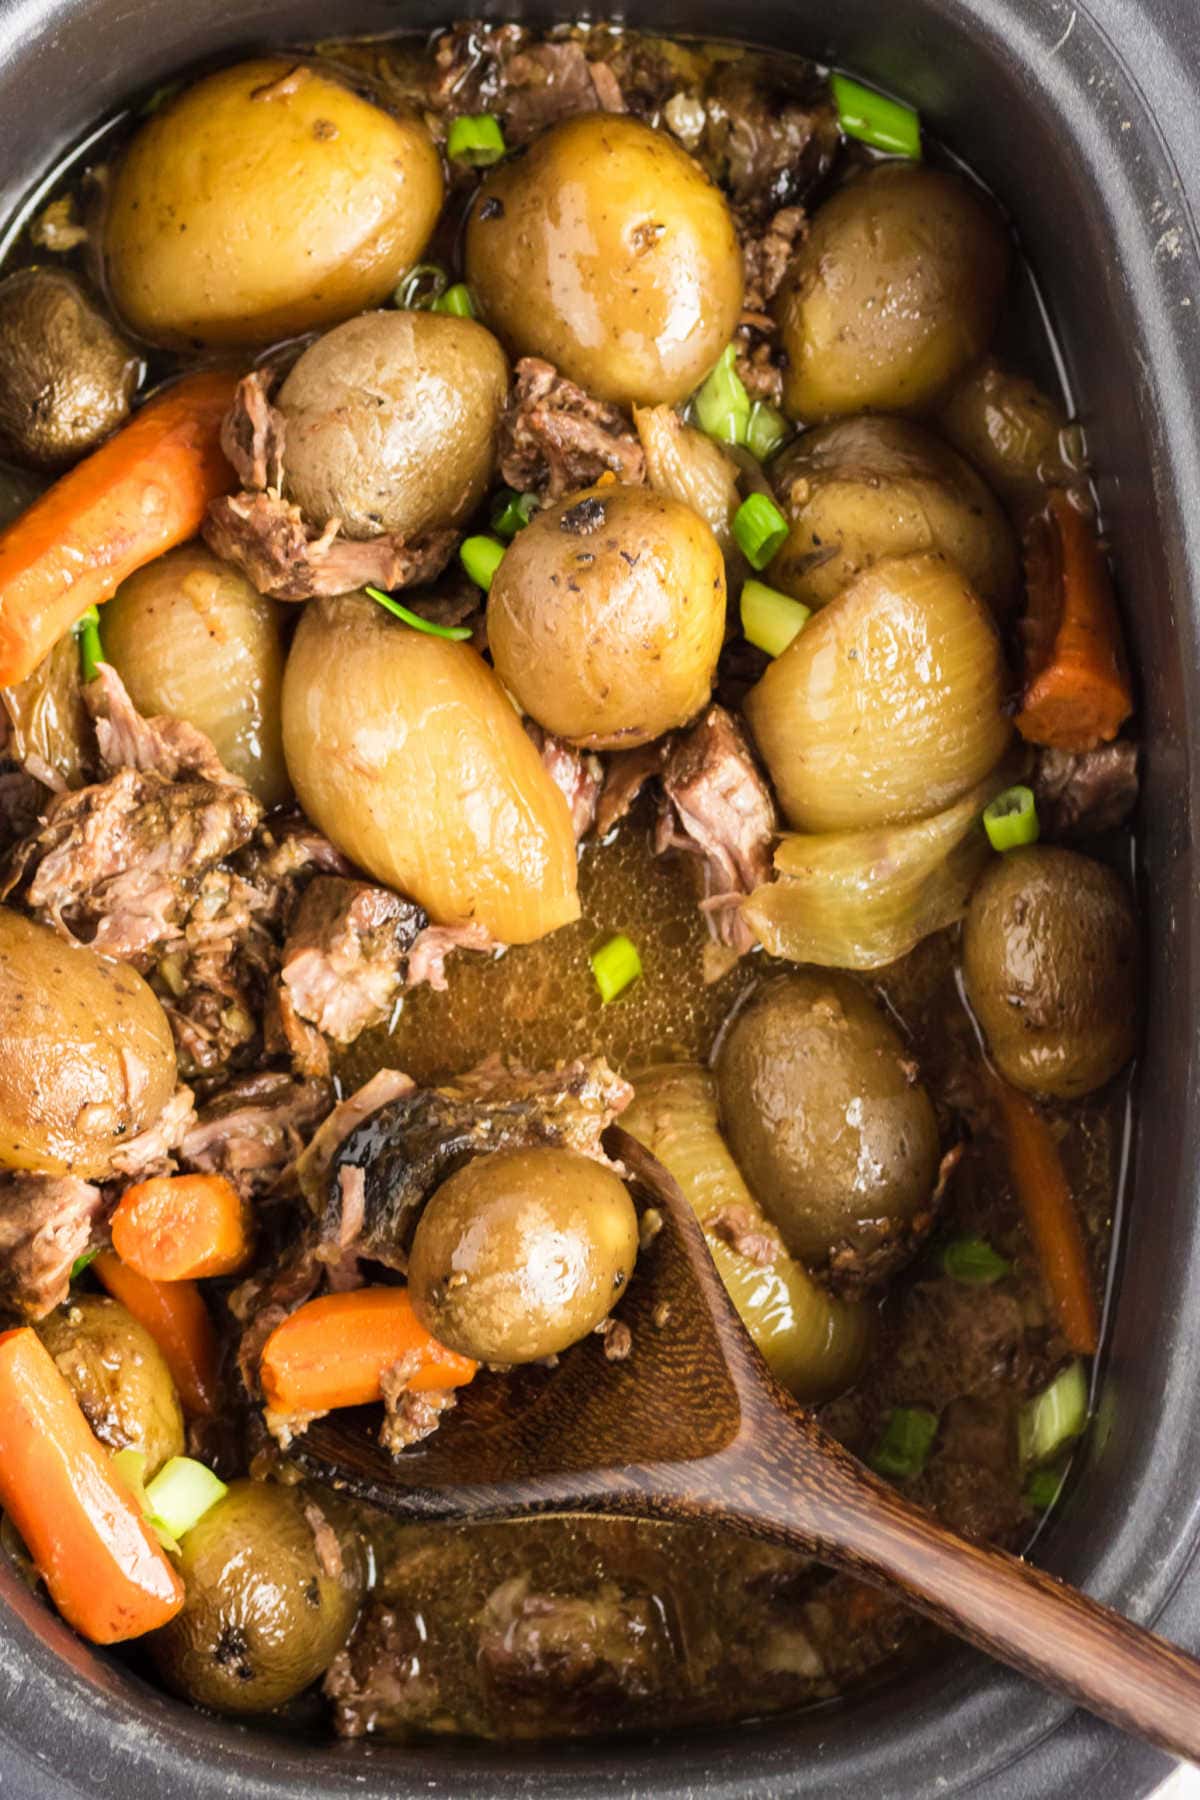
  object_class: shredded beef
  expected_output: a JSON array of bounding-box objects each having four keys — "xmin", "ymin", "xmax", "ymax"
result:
[
  {"xmin": 286, "ymin": 1068, "xmax": 415, "ymax": 1214},
  {"xmin": 498, "ymin": 358, "xmax": 645, "ymax": 500},
  {"xmin": 304, "ymin": 1500, "xmax": 346, "ymax": 1580},
  {"xmin": 595, "ymin": 740, "xmax": 671, "ymax": 837},
  {"xmin": 230, "ymin": 1235, "xmax": 328, "ymax": 1397},
  {"xmin": 86, "ymin": 663, "xmax": 239, "ymax": 787},
  {"xmin": 429, "ymin": 25, "xmax": 625, "ymax": 144},
  {"xmin": 477, "ymin": 1573, "xmax": 662, "ymax": 1712},
  {"xmin": 406, "ymin": 920, "xmax": 497, "ymax": 993},
  {"xmin": 708, "ymin": 1202, "xmax": 777, "ymax": 1267},
  {"xmin": 282, "ymin": 878, "xmax": 427, "ymax": 1045},
  {"xmin": 221, "ymin": 369, "xmax": 285, "ymax": 492},
  {"xmin": 525, "ymin": 721, "xmax": 603, "ymax": 841},
  {"xmin": 0, "ymin": 1173, "xmax": 103, "ymax": 1320},
  {"xmin": 700, "ymin": 64, "xmax": 838, "ymax": 219},
  {"xmin": 738, "ymin": 203, "xmax": 806, "ymax": 316},
  {"xmin": 380, "ymin": 1351, "xmax": 459, "ymax": 1453},
  {"xmin": 204, "ymin": 489, "xmax": 457, "ymax": 603},
  {"xmin": 597, "ymin": 1317, "xmax": 633, "ymax": 1362},
  {"xmin": 108, "ymin": 1086, "xmax": 197, "ymax": 1180},
  {"xmin": 181, "ymin": 1071, "xmax": 332, "ymax": 1198},
  {"xmin": 1032, "ymin": 741, "xmax": 1138, "ymax": 838}
]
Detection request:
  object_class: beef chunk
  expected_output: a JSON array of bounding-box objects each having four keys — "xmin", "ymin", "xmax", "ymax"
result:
[
  {"xmin": 525, "ymin": 721, "xmax": 603, "ymax": 841},
  {"xmin": 325, "ymin": 1599, "xmax": 453, "ymax": 1738},
  {"xmin": 107, "ymin": 1086, "xmax": 197, "ymax": 1180},
  {"xmin": 498, "ymin": 357, "xmax": 645, "ymax": 500},
  {"xmin": 287, "ymin": 1069, "xmax": 415, "ymax": 1214},
  {"xmin": 428, "ymin": 25, "xmax": 625, "ymax": 144},
  {"xmin": 478, "ymin": 1573, "xmax": 663, "ymax": 1715},
  {"xmin": 595, "ymin": 740, "xmax": 671, "ymax": 837},
  {"xmin": 405, "ymin": 920, "xmax": 497, "ymax": 993},
  {"xmin": 221, "ymin": 369, "xmax": 285, "ymax": 492},
  {"xmin": 1032, "ymin": 740, "xmax": 1138, "ymax": 838},
  {"xmin": 86, "ymin": 662, "xmax": 238, "ymax": 787},
  {"xmin": 700, "ymin": 64, "xmax": 838, "ymax": 220},
  {"xmin": 181, "ymin": 1071, "xmax": 332, "ymax": 1198},
  {"xmin": 738, "ymin": 202, "xmax": 807, "ymax": 316},
  {"xmin": 204, "ymin": 489, "xmax": 457, "ymax": 603},
  {"xmin": 0, "ymin": 1173, "xmax": 103, "ymax": 1320},
  {"xmin": 379, "ymin": 1353, "xmax": 460, "ymax": 1453},
  {"xmin": 282, "ymin": 877, "xmax": 426, "ymax": 1045}
]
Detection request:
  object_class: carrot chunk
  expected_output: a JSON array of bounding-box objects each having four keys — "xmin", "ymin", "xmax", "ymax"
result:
[
  {"xmin": 94, "ymin": 1251, "xmax": 221, "ymax": 1418},
  {"xmin": 110, "ymin": 1173, "xmax": 250, "ymax": 1282},
  {"xmin": 260, "ymin": 1287, "xmax": 477, "ymax": 1416}
]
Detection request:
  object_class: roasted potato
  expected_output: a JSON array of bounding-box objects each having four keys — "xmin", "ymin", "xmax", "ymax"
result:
[
  {"xmin": 408, "ymin": 1147, "xmax": 639, "ymax": 1363},
  {"xmin": 768, "ymin": 415, "xmax": 1019, "ymax": 615},
  {"xmin": 775, "ymin": 164, "xmax": 1009, "ymax": 421},
  {"xmin": 37, "ymin": 1295, "xmax": 184, "ymax": 1477},
  {"xmin": 716, "ymin": 973, "xmax": 941, "ymax": 1282},
  {"xmin": 0, "ymin": 268, "xmax": 138, "ymax": 467},
  {"xmin": 963, "ymin": 846, "xmax": 1136, "ymax": 1098},
  {"xmin": 105, "ymin": 58, "xmax": 443, "ymax": 347},
  {"xmin": 151, "ymin": 1481, "xmax": 366, "ymax": 1714},
  {"xmin": 104, "ymin": 544, "xmax": 289, "ymax": 806},
  {"xmin": 0, "ymin": 907, "xmax": 177, "ymax": 1177},
  {"xmin": 282, "ymin": 592, "xmax": 579, "ymax": 943},
  {"xmin": 465, "ymin": 113, "xmax": 743, "ymax": 408},
  {"xmin": 488, "ymin": 484, "xmax": 726, "ymax": 748},
  {"xmin": 277, "ymin": 310, "xmax": 508, "ymax": 538}
]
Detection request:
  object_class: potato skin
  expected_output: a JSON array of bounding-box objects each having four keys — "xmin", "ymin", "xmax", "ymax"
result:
[
  {"xmin": 278, "ymin": 311, "xmax": 508, "ymax": 538},
  {"xmin": 488, "ymin": 484, "xmax": 726, "ymax": 749},
  {"xmin": 963, "ymin": 847, "xmax": 1136, "ymax": 1098},
  {"xmin": 775, "ymin": 164, "xmax": 1009, "ymax": 421},
  {"xmin": 0, "ymin": 907, "xmax": 177, "ymax": 1177},
  {"xmin": 37, "ymin": 1295, "xmax": 184, "ymax": 1477},
  {"xmin": 408, "ymin": 1147, "xmax": 639, "ymax": 1363},
  {"xmin": 151, "ymin": 1481, "xmax": 365, "ymax": 1714},
  {"xmin": 716, "ymin": 972, "xmax": 940, "ymax": 1271},
  {"xmin": 465, "ymin": 113, "xmax": 743, "ymax": 408},
  {"xmin": 104, "ymin": 544, "xmax": 289, "ymax": 806},
  {"xmin": 0, "ymin": 269, "xmax": 138, "ymax": 468},
  {"xmin": 282, "ymin": 593, "xmax": 580, "ymax": 943},
  {"xmin": 105, "ymin": 59, "xmax": 444, "ymax": 347},
  {"xmin": 769, "ymin": 415, "xmax": 1019, "ymax": 616}
]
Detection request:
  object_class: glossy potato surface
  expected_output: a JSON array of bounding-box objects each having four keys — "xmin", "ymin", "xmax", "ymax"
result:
[{"xmin": 38, "ymin": 1295, "xmax": 184, "ymax": 1477}]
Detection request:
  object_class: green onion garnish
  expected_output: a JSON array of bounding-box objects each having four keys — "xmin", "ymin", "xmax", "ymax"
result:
[
  {"xmin": 432, "ymin": 282, "xmax": 475, "ymax": 317},
  {"xmin": 1019, "ymin": 1360, "xmax": 1088, "ymax": 1466},
  {"xmin": 745, "ymin": 401, "xmax": 790, "ymax": 463},
  {"xmin": 869, "ymin": 1407, "xmax": 939, "ymax": 1481},
  {"xmin": 394, "ymin": 262, "xmax": 448, "ymax": 310},
  {"xmin": 692, "ymin": 344, "xmax": 751, "ymax": 448},
  {"xmin": 831, "ymin": 72, "xmax": 922, "ymax": 160},
  {"xmin": 70, "ymin": 1247, "xmax": 100, "ymax": 1281},
  {"xmin": 490, "ymin": 489, "xmax": 539, "ymax": 539},
  {"xmin": 983, "ymin": 784, "xmax": 1040, "ymax": 852},
  {"xmin": 941, "ymin": 1235, "xmax": 1012, "ymax": 1286},
  {"xmin": 73, "ymin": 604, "xmax": 103, "ymax": 683},
  {"xmin": 144, "ymin": 1456, "xmax": 228, "ymax": 1542},
  {"xmin": 733, "ymin": 493, "xmax": 790, "ymax": 570},
  {"xmin": 741, "ymin": 579, "xmax": 810, "ymax": 658},
  {"xmin": 110, "ymin": 1447, "xmax": 178, "ymax": 1551},
  {"xmin": 1024, "ymin": 1464, "xmax": 1066, "ymax": 1512},
  {"xmin": 590, "ymin": 933, "xmax": 642, "ymax": 1004},
  {"xmin": 447, "ymin": 114, "xmax": 507, "ymax": 166},
  {"xmin": 364, "ymin": 585, "xmax": 473, "ymax": 640},
  {"xmin": 460, "ymin": 535, "xmax": 506, "ymax": 593}
]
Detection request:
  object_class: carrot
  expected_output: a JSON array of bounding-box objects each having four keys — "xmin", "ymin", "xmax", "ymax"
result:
[
  {"xmin": 0, "ymin": 368, "xmax": 235, "ymax": 687},
  {"xmin": 1015, "ymin": 490, "xmax": 1133, "ymax": 753},
  {"xmin": 260, "ymin": 1287, "xmax": 477, "ymax": 1416},
  {"xmin": 110, "ymin": 1173, "xmax": 250, "ymax": 1282},
  {"xmin": 0, "ymin": 1328, "xmax": 184, "ymax": 1643},
  {"xmin": 94, "ymin": 1251, "xmax": 221, "ymax": 1418},
  {"xmin": 987, "ymin": 1069, "xmax": 1099, "ymax": 1356}
]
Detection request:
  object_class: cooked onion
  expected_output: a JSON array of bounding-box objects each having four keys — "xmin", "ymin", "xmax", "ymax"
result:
[
  {"xmin": 634, "ymin": 404, "xmax": 742, "ymax": 552},
  {"xmin": 743, "ymin": 552, "xmax": 1012, "ymax": 831},
  {"xmin": 622, "ymin": 1063, "xmax": 870, "ymax": 1400}
]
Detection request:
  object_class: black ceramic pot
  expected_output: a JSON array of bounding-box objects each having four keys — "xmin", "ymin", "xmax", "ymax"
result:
[{"xmin": 0, "ymin": 2, "xmax": 1198, "ymax": 1794}]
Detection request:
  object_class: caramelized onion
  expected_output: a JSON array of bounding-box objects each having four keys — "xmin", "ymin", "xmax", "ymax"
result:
[{"xmin": 634, "ymin": 404, "xmax": 742, "ymax": 552}]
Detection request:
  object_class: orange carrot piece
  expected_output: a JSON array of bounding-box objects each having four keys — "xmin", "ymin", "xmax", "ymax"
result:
[
  {"xmin": 987, "ymin": 1070, "xmax": 1099, "ymax": 1356},
  {"xmin": 1015, "ymin": 490, "xmax": 1133, "ymax": 753},
  {"xmin": 110, "ymin": 1173, "xmax": 250, "ymax": 1282},
  {"xmin": 260, "ymin": 1287, "xmax": 477, "ymax": 1416},
  {"xmin": 0, "ymin": 368, "xmax": 235, "ymax": 687},
  {"xmin": 0, "ymin": 1327, "xmax": 184, "ymax": 1643},
  {"xmin": 94, "ymin": 1251, "xmax": 220, "ymax": 1418}
]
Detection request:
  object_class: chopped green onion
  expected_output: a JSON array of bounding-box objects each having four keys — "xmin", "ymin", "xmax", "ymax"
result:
[
  {"xmin": 1024, "ymin": 1464, "xmax": 1067, "ymax": 1512},
  {"xmin": 692, "ymin": 344, "xmax": 751, "ymax": 447},
  {"xmin": 145, "ymin": 1456, "xmax": 228, "ymax": 1542},
  {"xmin": 983, "ymin": 784, "xmax": 1039, "ymax": 852},
  {"xmin": 869, "ymin": 1407, "xmax": 939, "ymax": 1481},
  {"xmin": 447, "ymin": 113, "xmax": 507, "ymax": 166},
  {"xmin": 590, "ymin": 933, "xmax": 642, "ymax": 1004},
  {"xmin": 490, "ymin": 489, "xmax": 539, "ymax": 539},
  {"xmin": 73, "ymin": 604, "xmax": 102, "ymax": 682},
  {"xmin": 941, "ymin": 1235, "xmax": 1012, "ymax": 1286},
  {"xmin": 110, "ymin": 1448, "xmax": 179, "ymax": 1552},
  {"xmin": 733, "ymin": 493, "xmax": 790, "ymax": 570},
  {"xmin": 741, "ymin": 580, "xmax": 810, "ymax": 658},
  {"xmin": 364, "ymin": 585, "xmax": 473, "ymax": 640},
  {"xmin": 745, "ymin": 401, "xmax": 790, "ymax": 463},
  {"xmin": 70, "ymin": 1247, "xmax": 100, "ymax": 1281},
  {"xmin": 394, "ymin": 262, "xmax": 448, "ymax": 310},
  {"xmin": 431, "ymin": 282, "xmax": 474, "ymax": 317},
  {"xmin": 460, "ymin": 534, "xmax": 506, "ymax": 592},
  {"xmin": 1019, "ymin": 1360, "xmax": 1088, "ymax": 1466},
  {"xmin": 831, "ymin": 72, "xmax": 922, "ymax": 160}
]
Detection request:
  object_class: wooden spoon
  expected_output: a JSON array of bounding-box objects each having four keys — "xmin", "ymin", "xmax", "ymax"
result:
[{"xmin": 298, "ymin": 1126, "xmax": 1200, "ymax": 1762}]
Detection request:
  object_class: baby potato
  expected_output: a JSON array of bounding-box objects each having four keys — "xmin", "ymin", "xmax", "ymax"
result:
[
  {"xmin": 465, "ymin": 113, "xmax": 743, "ymax": 408},
  {"xmin": 408, "ymin": 1147, "xmax": 639, "ymax": 1363},
  {"xmin": 768, "ymin": 415, "xmax": 1019, "ymax": 616},
  {"xmin": 37, "ymin": 1295, "xmax": 184, "ymax": 1478},
  {"xmin": 775, "ymin": 164, "xmax": 1010, "ymax": 421},
  {"xmin": 277, "ymin": 311, "xmax": 508, "ymax": 538},
  {"xmin": 104, "ymin": 544, "xmax": 289, "ymax": 806},
  {"xmin": 105, "ymin": 58, "xmax": 443, "ymax": 348},
  {"xmin": 282, "ymin": 592, "xmax": 579, "ymax": 944},
  {"xmin": 488, "ymin": 484, "xmax": 726, "ymax": 749},
  {"xmin": 0, "ymin": 907, "xmax": 177, "ymax": 1178}
]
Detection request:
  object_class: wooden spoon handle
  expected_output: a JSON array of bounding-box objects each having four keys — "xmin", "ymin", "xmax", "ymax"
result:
[{"xmin": 716, "ymin": 1420, "xmax": 1200, "ymax": 1763}]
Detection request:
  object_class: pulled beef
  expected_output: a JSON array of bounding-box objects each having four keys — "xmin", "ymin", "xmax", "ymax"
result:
[
  {"xmin": 326, "ymin": 1599, "xmax": 452, "ymax": 1737},
  {"xmin": 525, "ymin": 721, "xmax": 603, "ymax": 841},
  {"xmin": 429, "ymin": 25, "xmax": 625, "ymax": 144},
  {"xmin": 204, "ymin": 489, "xmax": 457, "ymax": 603},
  {"xmin": 923, "ymin": 1395, "xmax": 1026, "ymax": 1545},
  {"xmin": 181, "ymin": 1071, "xmax": 332, "ymax": 1198},
  {"xmin": 379, "ymin": 1353, "xmax": 460, "ymax": 1453},
  {"xmin": 1032, "ymin": 741, "xmax": 1138, "ymax": 838},
  {"xmin": 708, "ymin": 1202, "xmax": 777, "ymax": 1267},
  {"xmin": 0, "ymin": 765, "xmax": 46, "ymax": 851},
  {"xmin": 108, "ymin": 1086, "xmax": 197, "ymax": 1180},
  {"xmin": 738, "ymin": 203, "xmax": 806, "ymax": 317},
  {"xmin": 498, "ymin": 358, "xmax": 645, "ymax": 500},
  {"xmin": 221, "ymin": 368, "xmax": 284, "ymax": 491},
  {"xmin": 595, "ymin": 740, "xmax": 671, "ymax": 838},
  {"xmin": 282, "ymin": 878, "xmax": 427, "ymax": 1045},
  {"xmin": 406, "ymin": 920, "xmax": 497, "ymax": 993},
  {"xmin": 288, "ymin": 1068, "xmax": 415, "ymax": 1214},
  {"xmin": 477, "ymin": 1574, "xmax": 662, "ymax": 1713},
  {"xmin": 86, "ymin": 663, "xmax": 238, "ymax": 787},
  {"xmin": 700, "ymin": 64, "xmax": 838, "ymax": 220},
  {"xmin": 230, "ymin": 1234, "xmax": 329, "ymax": 1398},
  {"xmin": 0, "ymin": 1173, "xmax": 103, "ymax": 1320}
]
